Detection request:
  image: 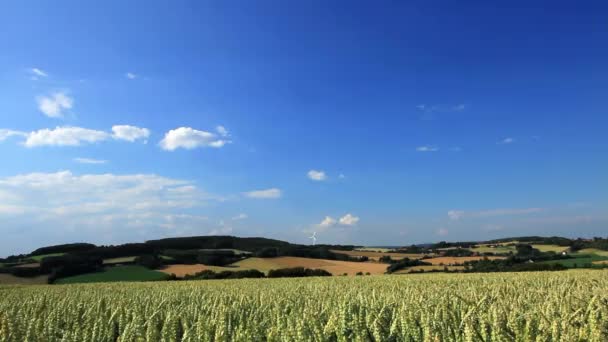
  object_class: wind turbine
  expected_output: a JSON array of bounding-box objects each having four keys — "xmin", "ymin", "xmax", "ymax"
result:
[{"xmin": 309, "ymin": 231, "xmax": 317, "ymax": 246}]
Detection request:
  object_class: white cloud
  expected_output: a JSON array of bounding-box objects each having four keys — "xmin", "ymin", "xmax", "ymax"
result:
[
  {"xmin": 111, "ymin": 125, "xmax": 150, "ymax": 142},
  {"xmin": 0, "ymin": 171, "xmax": 212, "ymax": 218},
  {"xmin": 125, "ymin": 72, "xmax": 137, "ymax": 79},
  {"xmin": 338, "ymin": 174, "xmax": 345, "ymax": 179},
  {"xmin": 416, "ymin": 146, "xmax": 439, "ymax": 152},
  {"xmin": 0, "ymin": 171, "xmax": 234, "ymax": 254},
  {"xmin": 159, "ymin": 127, "xmax": 231, "ymax": 151},
  {"xmin": 318, "ymin": 216, "xmax": 336, "ymax": 228},
  {"xmin": 216, "ymin": 125, "xmax": 229, "ymax": 137},
  {"xmin": 0, "ymin": 129, "xmax": 27, "ymax": 141},
  {"xmin": 416, "ymin": 104, "xmax": 465, "ymax": 113},
  {"xmin": 232, "ymin": 213, "xmax": 248, "ymax": 221},
  {"xmin": 1, "ymin": 126, "xmax": 153, "ymax": 147},
  {"xmin": 436, "ymin": 228, "xmax": 449, "ymax": 236},
  {"xmin": 499, "ymin": 137, "xmax": 514, "ymax": 144},
  {"xmin": 307, "ymin": 170, "xmax": 327, "ymax": 181},
  {"xmin": 30, "ymin": 68, "xmax": 48, "ymax": 77},
  {"xmin": 448, "ymin": 207, "xmax": 543, "ymax": 220},
  {"xmin": 244, "ymin": 188, "xmax": 282, "ymax": 199},
  {"xmin": 74, "ymin": 158, "xmax": 107, "ymax": 164},
  {"xmin": 339, "ymin": 213, "xmax": 359, "ymax": 226},
  {"xmin": 24, "ymin": 126, "xmax": 109, "ymax": 147},
  {"xmin": 36, "ymin": 92, "xmax": 73, "ymax": 118},
  {"xmin": 447, "ymin": 210, "xmax": 465, "ymax": 220}
]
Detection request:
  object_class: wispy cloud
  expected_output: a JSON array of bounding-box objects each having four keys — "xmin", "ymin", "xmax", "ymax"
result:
[
  {"xmin": 111, "ymin": 125, "xmax": 150, "ymax": 143},
  {"xmin": 436, "ymin": 228, "xmax": 449, "ymax": 236},
  {"xmin": 159, "ymin": 127, "xmax": 231, "ymax": 151},
  {"xmin": 74, "ymin": 158, "xmax": 107, "ymax": 165},
  {"xmin": 29, "ymin": 68, "xmax": 48, "ymax": 79},
  {"xmin": 498, "ymin": 137, "xmax": 514, "ymax": 144},
  {"xmin": 448, "ymin": 207, "xmax": 543, "ymax": 220},
  {"xmin": 125, "ymin": 72, "xmax": 137, "ymax": 79},
  {"xmin": 416, "ymin": 104, "xmax": 465, "ymax": 120},
  {"xmin": 244, "ymin": 188, "xmax": 282, "ymax": 199},
  {"xmin": 231, "ymin": 213, "xmax": 248, "ymax": 221},
  {"xmin": 36, "ymin": 92, "xmax": 73, "ymax": 118},
  {"xmin": 307, "ymin": 170, "xmax": 327, "ymax": 181},
  {"xmin": 24, "ymin": 127, "xmax": 109, "ymax": 147},
  {"xmin": 0, "ymin": 125, "xmax": 151, "ymax": 147},
  {"xmin": 416, "ymin": 146, "xmax": 439, "ymax": 152},
  {"xmin": 0, "ymin": 129, "xmax": 27, "ymax": 142}
]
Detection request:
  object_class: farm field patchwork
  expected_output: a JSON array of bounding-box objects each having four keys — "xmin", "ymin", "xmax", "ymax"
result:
[
  {"xmin": 1, "ymin": 270, "xmax": 606, "ymax": 341},
  {"xmin": 425, "ymin": 256, "xmax": 506, "ymax": 265},
  {"xmin": 159, "ymin": 264, "xmax": 238, "ymax": 277},
  {"xmin": 330, "ymin": 249, "xmax": 427, "ymax": 261}
]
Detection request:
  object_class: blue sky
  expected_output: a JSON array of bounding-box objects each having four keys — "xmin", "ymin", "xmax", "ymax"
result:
[{"xmin": 0, "ymin": 1, "xmax": 606, "ymax": 255}]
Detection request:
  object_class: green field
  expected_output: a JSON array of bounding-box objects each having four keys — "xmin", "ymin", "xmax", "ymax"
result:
[
  {"xmin": 578, "ymin": 248, "xmax": 608, "ymax": 257},
  {"xmin": 55, "ymin": 266, "xmax": 169, "ymax": 284},
  {"xmin": 470, "ymin": 245, "xmax": 516, "ymax": 254},
  {"xmin": 29, "ymin": 252, "xmax": 65, "ymax": 262},
  {"xmin": 531, "ymin": 244, "xmax": 569, "ymax": 253},
  {"xmin": 1, "ymin": 270, "xmax": 607, "ymax": 341},
  {"xmin": 541, "ymin": 254, "xmax": 608, "ymax": 268},
  {"xmin": 102, "ymin": 256, "xmax": 137, "ymax": 265}
]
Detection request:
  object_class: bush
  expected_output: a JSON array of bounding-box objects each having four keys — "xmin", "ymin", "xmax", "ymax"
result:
[{"xmin": 379, "ymin": 255, "xmax": 393, "ymax": 264}]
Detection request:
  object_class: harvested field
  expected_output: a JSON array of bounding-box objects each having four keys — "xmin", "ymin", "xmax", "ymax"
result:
[
  {"xmin": 159, "ymin": 264, "xmax": 236, "ymax": 277},
  {"xmin": 330, "ymin": 249, "xmax": 427, "ymax": 261},
  {"xmin": 425, "ymin": 256, "xmax": 505, "ymax": 266},
  {"xmin": 233, "ymin": 257, "xmax": 388, "ymax": 275}
]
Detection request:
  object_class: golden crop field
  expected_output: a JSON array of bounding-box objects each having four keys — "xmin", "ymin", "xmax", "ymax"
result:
[{"xmin": 1, "ymin": 270, "xmax": 607, "ymax": 341}]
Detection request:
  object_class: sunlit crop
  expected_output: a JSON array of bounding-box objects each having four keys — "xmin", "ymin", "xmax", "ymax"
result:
[{"xmin": 1, "ymin": 270, "xmax": 607, "ymax": 341}]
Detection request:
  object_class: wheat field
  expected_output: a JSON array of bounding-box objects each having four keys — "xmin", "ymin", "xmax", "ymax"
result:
[{"xmin": 1, "ymin": 270, "xmax": 607, "ymax": 341}]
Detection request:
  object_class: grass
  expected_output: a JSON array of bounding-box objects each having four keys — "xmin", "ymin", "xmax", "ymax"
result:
[
  {"xmin": 531, "ymin": 244, "xmax": 569, "ymax": 253},
  {"xmin": 0, "ymin": 274, "xmax": 48, "ymax": 285},
  {"xmin": 102, "ymin": 256, "xmax": 137, "ymax": 265},
  {"xmin": 577, "ymin": 248, "xmax": 608, "ymax": 257},
  {"xmin": 470, "ymin": 245, "xmax": 515, "ymax": 254},
  {"xmin": 29, "ymin": 252, "xmax": 65, "ymax": 261},
  {"xmin": 55, "ymin": 266, "xmax": 169, "ymax": 284}
]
